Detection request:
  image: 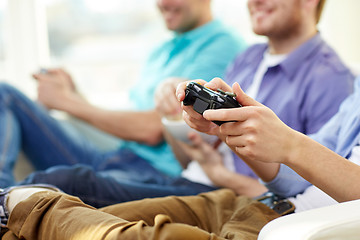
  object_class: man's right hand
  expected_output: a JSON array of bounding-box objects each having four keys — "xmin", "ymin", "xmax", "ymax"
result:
[{"xmin": 154, "ymin": 77, "xmax": 187, "ymax": 120}]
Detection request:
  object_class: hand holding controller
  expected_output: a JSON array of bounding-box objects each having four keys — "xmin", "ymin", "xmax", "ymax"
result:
[{"xmin": 183, "ymin": 82, "xmax": 242, "ymax": 126}]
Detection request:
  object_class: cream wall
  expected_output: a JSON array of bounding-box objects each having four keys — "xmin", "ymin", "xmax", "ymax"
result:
[
  {"xmin": 318, "ymin": 0, "xmax": 360, "ymax": 74},
  {"xmin": 214, "ymin": 0, "xmax": 360, "ymax": 74}
]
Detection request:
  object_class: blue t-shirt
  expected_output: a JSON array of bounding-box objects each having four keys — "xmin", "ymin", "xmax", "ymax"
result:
[{"xmin": 120, "ymin": 20, "xmax": 247, "ymax": 176}]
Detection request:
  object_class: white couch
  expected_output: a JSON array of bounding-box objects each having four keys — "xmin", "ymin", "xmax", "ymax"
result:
[{"xmin": 258, "ymin": 199, "xmax": 360, "ymax": 240}]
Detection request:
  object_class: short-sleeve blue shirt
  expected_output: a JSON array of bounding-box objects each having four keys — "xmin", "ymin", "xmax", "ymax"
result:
[{"xmin": 120, "ymin": 20, "xmax": 246, "ymax": 176}]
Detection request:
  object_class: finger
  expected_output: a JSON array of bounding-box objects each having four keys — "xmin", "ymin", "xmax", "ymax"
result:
[
  {"xmin": 202, "ymin": 107, "xmax": 242, "ymax": 124},
  {"xmin": 165, "ymin": 86, "xmax": 181, "ymax": 114},
  {"xmin": 46, "ymin": 68, "xmax": 61, "ymax": 75},
  {"xmin": 176, "ymin": 81, "xmax": 188, "ymax": 101},
  {"xmin": 182, "ymin": 104, "xmax": 206, "ymax": 121},
  {"xmin": 176, "ymin": 79, "xmax": 207, "ymax": 102},
  {"xmin": 203, "ymin": 103, "xmax": 266, "ymax": 126},
  {"xmin": 32, "ymin": 73, "xmax": 40, "ymax": 80},
  {"xmin": 182, "ymin": 110, "xmax": 213, "ymax": 133},
  {"xmin": 188, "ymin": 131, "xmax": 215, "ymax": 153},
  {"xmin": 204, "ymin": 78, "xmax": 232, "ymax": 92},
  {"xmin": 224, "ymin": 135, "xmax": 247, "ymax": 149},
  {"xmin": 204, "ymin": 77, "xmax": 232, "ymax": 92},
  {"xmin": 232, "ymin": 82, "xmax": 263, "ymax": 107}
]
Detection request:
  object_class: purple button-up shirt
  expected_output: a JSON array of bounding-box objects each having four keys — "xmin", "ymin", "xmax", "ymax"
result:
[{"xmin": 225, "ymin": 33, "xmax": 355, "ymax": 177}]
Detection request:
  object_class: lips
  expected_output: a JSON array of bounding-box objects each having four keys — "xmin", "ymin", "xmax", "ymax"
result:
[
  {"xmin": 162, "ymin": 8, "xmax": 180, "ymax": 22},
  {"xmin": 250, "ymin": 8, "xmax": 273, "ymax": 22}
]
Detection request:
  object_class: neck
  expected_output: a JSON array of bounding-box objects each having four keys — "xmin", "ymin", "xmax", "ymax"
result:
[
  {"xmin": 196, "ymin": 12, "xmax": 213, "ymax": 29},
  {"xmin": 268, "ymin": 25, "xmax": 317, "ymax": 55},
  {"xmin": 176, "ymin": 13, "xmax": 213, "ymax": 34}
]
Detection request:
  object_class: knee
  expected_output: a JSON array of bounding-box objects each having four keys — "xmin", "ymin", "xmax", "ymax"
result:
[
  {"xmin": 24, "ymin": 165, "xmax": 96, "ymax": 186},
  {"xmin": 0, "ymin": 82, "xmax": 18, "ymax": 94},
  {"xmin": 0, "ymin": 83, "xmax": 21, "ymax": 102}
]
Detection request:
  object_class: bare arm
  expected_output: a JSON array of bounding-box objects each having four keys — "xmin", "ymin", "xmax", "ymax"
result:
[
  {"xmin": 33, "ymin": 69, "xmax": 163, "ymax": 145},
  {"xmin": 186, "ymin": 132, "xmax": 268, "ymax": 197},
  {"xmin": 63, "ymin": 102, "xmax": 163, "ymax": 145},
  {"xmin": 162, "ymin": 129, "xmax": 192, "ymax": 169},
  {"xmin": 178, "ymin": 78, "xmax": 360, "ymax": 202},
  {"xmin": 284, "ymin": 131, "xmax": 360, "ymax": 203}
]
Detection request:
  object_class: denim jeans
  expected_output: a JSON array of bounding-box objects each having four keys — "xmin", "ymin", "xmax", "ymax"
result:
[
  {"xmin": 0, "ymin": 83, "xmax": 217, "ymax": 207},
  {"xmin": 0, "ymin": 83, "xmax": 156, "ymax": 183},
  {"xmin": 21, "ymin": 161, "xmax": 217, "ymax": 208}
]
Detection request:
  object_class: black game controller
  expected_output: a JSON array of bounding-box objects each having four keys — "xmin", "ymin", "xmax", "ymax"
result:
[{"xmin": 183, "ymin": 82, "xmax": 242, "ymax": 126}]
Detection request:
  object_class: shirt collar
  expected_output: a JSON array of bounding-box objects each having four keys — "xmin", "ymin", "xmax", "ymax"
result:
[
  {"xmin": 242, "ymin": 33, "xmax": 324, "ymax": 81},
  {"xmin": 173, "ymin": 19, "xmax": 222, "ymax": 42},
  {"xmin": 279, "ymin": 32, "xmax": 323, "ymax": 80}
]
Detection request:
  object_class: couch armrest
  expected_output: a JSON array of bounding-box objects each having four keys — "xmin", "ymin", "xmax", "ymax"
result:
[{"xmin": 258, "ymin": 199, "xmax": 360, "ymax": 240}]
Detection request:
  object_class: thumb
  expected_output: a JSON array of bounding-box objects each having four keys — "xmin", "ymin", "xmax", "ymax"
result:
[{"xmin": 232, "ymin": 82, "xmax": 263, "ymax": 107}]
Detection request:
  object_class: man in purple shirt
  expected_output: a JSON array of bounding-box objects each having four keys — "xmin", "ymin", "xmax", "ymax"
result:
[
  {"xmin": 158, "ymin": 0, "xmax": 354, "ymax": 190},
  {"xmin": 226, "ymin": 34, "xmax": 353, "ymax": 135},
  {"xmin": 217, "ymin": 0, "xmax": 354, "ymax": 180}
]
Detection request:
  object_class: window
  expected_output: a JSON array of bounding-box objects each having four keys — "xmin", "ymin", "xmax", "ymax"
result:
[
  {"xmin": 1, "ymin": 0, "xmax": 359, "ymax": 103},
  {"xmin": 42, "ymin": 0, "xmax": 256, "ymax": 108},
  {"xmin": 0, "ymin": 0, "xmax": 6, "ymax": 80},
  {"xmin": 43, "ymin": 0, "xmax": 168, "ymax": 107}
]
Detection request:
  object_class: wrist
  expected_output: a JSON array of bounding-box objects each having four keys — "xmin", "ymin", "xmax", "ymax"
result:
[
  {"xmin": 283, "ymin": 129, "xmax": 307, "ymax": 166},
  {"xmin": 207, "ymin": 165, "xmax": 232, "ymax": 186}
]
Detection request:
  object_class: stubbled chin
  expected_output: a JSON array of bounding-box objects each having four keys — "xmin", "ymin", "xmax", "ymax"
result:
[{"xmin": 251, "ymin": 24, "xmax": 269, "ymax": 36}]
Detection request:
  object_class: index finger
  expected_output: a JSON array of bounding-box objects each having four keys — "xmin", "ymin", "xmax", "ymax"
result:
[
  {"xmin": 203, "ymin": 106, "xmax": 260, "ymax": 124},
  {"xmin": 204, "ymin": 77, "xmax": 232, "ymax": 92}
]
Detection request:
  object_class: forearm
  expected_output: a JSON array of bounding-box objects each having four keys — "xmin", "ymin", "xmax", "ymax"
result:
[
  {"xmin": 163, "ymin": 130, "xmax": 191, "ymax": 169},
  {"xmin": 231, "ymin": 146, "xmax": 281, "ymax": 182},
  {"xmin": 285, "ymin": 131, "xmax": 360, "ymax": 202},
  {"xmin": 60, "ymin": 96, "xmax": 164, "ymax": 145},
  {"xmin": 201, "ymin": 164, "xmax": 267, "ymax": 197}
]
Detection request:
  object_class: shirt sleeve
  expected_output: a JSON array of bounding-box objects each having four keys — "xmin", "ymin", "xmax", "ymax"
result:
[
  {"xmin": 262, "ymin": 164, "xmax": 312, "ymax": 198},
  {"xmin": 309, "ymin": 92, "xmax": 355, "ymax": 151}
]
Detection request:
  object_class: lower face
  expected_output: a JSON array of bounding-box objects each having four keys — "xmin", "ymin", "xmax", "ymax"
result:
[
  {"xmin": 247, "ymin": 0, "xmax": 303, "ymax": 38},
  {"xmin": 157, "ymin": 0, "xmax": 202, "ymax": 33}
]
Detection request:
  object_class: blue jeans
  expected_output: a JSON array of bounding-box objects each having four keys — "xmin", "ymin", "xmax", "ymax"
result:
[
  {"xmin": 21, "ymin": 162, "xmax": 217, "ymax": 208},
  {"xmin": 0, "ymin": 83, "xmax": 119, "ymax": 186},
  {"xmin": 0, "ymin": 83, "xmax": 163, "ymax": 181},
  {"xmin": 0, "ymin": 83, "xmax": 217, "ymax": 207}
]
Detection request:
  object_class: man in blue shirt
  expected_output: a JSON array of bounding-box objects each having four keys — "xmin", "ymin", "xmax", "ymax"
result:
[{"xmin": 0, "ymin": 1, "xmax": 245, "ymax": 193}]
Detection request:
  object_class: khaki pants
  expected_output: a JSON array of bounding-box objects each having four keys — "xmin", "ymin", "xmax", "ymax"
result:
[{"xmin": 4, "ymin": 189, "xmax": 279, "ymax": 240}]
